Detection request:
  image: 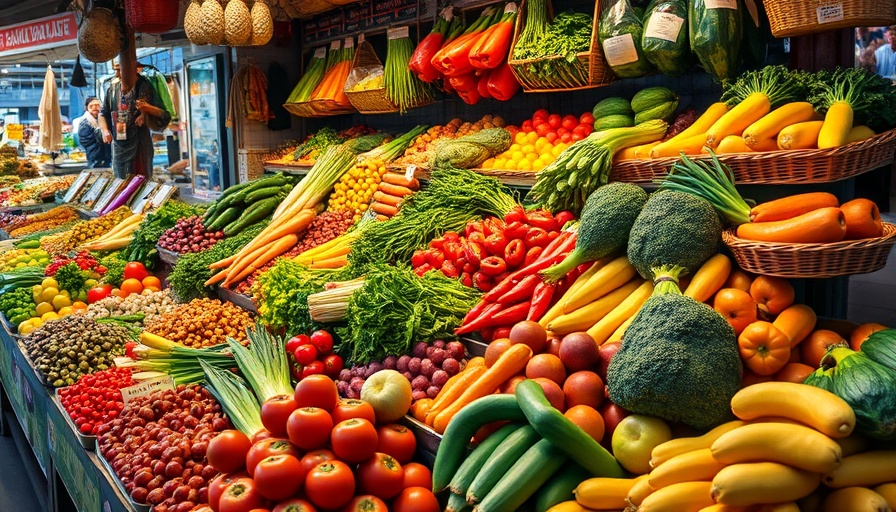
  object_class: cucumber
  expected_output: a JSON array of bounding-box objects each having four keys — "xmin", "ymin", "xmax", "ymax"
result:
[
  {"xmin": 448, "ymin": 423, "xmax": 524, "ymax": 496},
  {"xmin": 689, "ymin": 0, "xmax": 742, "ymax": 83},
  {"xmin": 433, "ymin": 394, "xmax": 526, "ymax": 493},
  {"xmin": 466, "ymin": 425, "xmax": 541, "ymax": 504},
  {"xmin": 206, "ymin": 207, "xmax": 240, "ymax": 232},
  {"xmin": 515, "ymin": 379, "xmax": 626, "ymax": 478},
  {"xmin": 631, "ymin": 86, "xmax": 678, "ymax": 112},
  {"xmin": 202, "ymin": 201, "xmax": 220, "ymax": 224},
  {"xmin": 593, "ymin": 114, "xmax": 635, "ymax": 131},
  {"xmin": 533, "ymin": 463, "xmax": 592, "ymax": 512},
  {"xmin": 641, "ymin": 0, "xmax": 690, "ymax": 77},
  {"xmin": 474, "ymin": 439, "xmax": 567, "ymax": 512},
  {"xmin": 592, "ymin": 97, "xmax": 634, "ymax": 118},
  {"xmin": 224, "ymin": 196, "xmax": 282, "ymax": 237},
  {"xmin": 244, "ymin": 185, "xmax": 286, "ymax": 204},
  {"xmin": 634, "ymin": 99, "xmax": 679, "ymax": 124},
  {"xmin": 446, "ymin": 491, "xmax": 472, "ymax": 512}
]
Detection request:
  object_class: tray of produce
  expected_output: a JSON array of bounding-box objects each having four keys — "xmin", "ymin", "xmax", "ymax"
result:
[
  {"xmin": 97, "ymin": 445, "xmax": 151, "ymax": 512},
  {"xmin": 156, "ymin": 246, "xmax": 178, "ymax": 266},
  {"xmin": 54, "ymin": 367, "xmax": 138, "ymax": 451},
  {"xmin": 216, "ymin": 287, "xmax": 257, "ymax": 314},
  {"xmin": 142, "ymin": 297, "xmax": 254, "ymax": 349},
  {"xmin": 15, "ymin": 336, "xmax": 52, "ymax": 387},
  {"xmin": 52, "ymin": 390, "xmax": 96, "ymax": 450}
]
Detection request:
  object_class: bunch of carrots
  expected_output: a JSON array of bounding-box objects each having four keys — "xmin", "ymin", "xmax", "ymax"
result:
[
  {"xmin": 370, "ymin": 171, "xmax": 420, "ymax": 220},
  {"xmin": 310, "ymin": 38, "xmax": 355, "ymax": 107},
  {"xmin": 205, "ymin": 145, "xmax": 357, "ymax": 288}
]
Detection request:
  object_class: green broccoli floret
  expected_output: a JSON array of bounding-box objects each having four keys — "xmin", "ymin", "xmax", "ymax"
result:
[
  {"xmin": 627, "ymin": 190, "xmax": 722, "ymax": 280},
  {"xmin": 541, "ymin": 182, "xmax": 647, "ymax": 282},
  {"xmin": 606, "ymin": 288, "xmax": 742, "ymax": 431}
]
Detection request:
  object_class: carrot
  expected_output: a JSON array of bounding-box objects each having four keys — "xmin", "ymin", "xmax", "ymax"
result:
[
  {"xmin": 234, "ymin": 209, "xmax": 316, "ymax": 261},
  {"xmin": 736, "ymin": 207, "xmax": 847, "ymax": 243},
  {"xmin": 225, "ymin": 234, "xmax": 299, "ymax": 286},
  {"xmin": 431, "ymin": 343, "xmax": 533, "ymax": 434},
  {"xmin": 371, "ymin": 202, "xmax": 399, "ymax": 217},
  {"xmin": 373, "ymin": 191, "xmax": 403, "ymax": 207},
  {"xmin": 377, "ymin": 182, "xmax": 415, "ymax": 197},
  {"xmin": 221, "ymin": 238, "xmax": 283, "ymax": 286},
  {"xmin": 749, "ymin": 193, "xmax": 840, "ymax": 223},
  {"xmin": 424, "ymin": 364, "xmax": 488, "ymax": 426},
  {"xmin": 381, "ymin": 173, "xmax": 420, "ymax": 190},
  {"xmin": 375, "ymin": 214, "xmax": 389, "ymax": 222},
  {"xmin": 209, "ymin": 255, "xmax": 237, "ymax": 270},
  {"xmin": 204, "ymin": 268, "xmax": 229, "ymax": 287},
  {"xmin": 310, "ymin": 254, "xmax": 348, "ymax": 269}
]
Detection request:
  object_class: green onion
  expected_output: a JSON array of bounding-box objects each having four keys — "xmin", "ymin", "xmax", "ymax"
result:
[
  {"xmin": 656, "ymin": 150, "xmax": 752, "ymax": 226},
  {"xmin": 385, "ymin": 28, "xmax": 434, "ymax": 114},
  {"xmin": 226, "ymin": 323, "xmax": 294, "ymax": 404},
  {"xmin": 307, "ymin": 278, "xmax": 366, "ymax": 323},
  {"xmin": 358, "ymin": 125, "xmax": 429, "ymax": 163},
  {"xmin": 200, "ymin": 360, "xmax": 264, "ymax": 438}
]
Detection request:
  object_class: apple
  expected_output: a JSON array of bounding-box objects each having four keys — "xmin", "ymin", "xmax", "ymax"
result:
[
  {"xmin": 598, "ymin": 401, "xmax": 630, "ymax": 451},
  {"xmin": 360, "ymin": 369, "xmax": 413, "ymax": 424},
  {"xmin": 597, "ymin": 341, "xmax": 622, "ymax": 380},
  {"xmin": 611, "ymin": 414, "xmax": 672, "ymax": 475},
  {"xmin": 546, "ymin": 336, "xmax": 562, "ymax": 357}
]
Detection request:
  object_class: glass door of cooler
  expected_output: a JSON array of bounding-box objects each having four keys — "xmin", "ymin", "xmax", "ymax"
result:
[{"xmin": 186, "ymin": 56, "xmax": 226, "ymax": 196}]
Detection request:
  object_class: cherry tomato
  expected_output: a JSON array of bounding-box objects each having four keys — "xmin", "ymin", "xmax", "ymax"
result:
[
  {"xmin": 122, "ymin": 261, "xmax": 150, "ymax": 281},
  {"xmin": 561, "ymin": 114, "xmax": 579, "ymax": 131},
  {"xmin": 392, "ymin": 487, "xmax": 440, "ymax": 512},
  {"xmin": 219, "ymin": 479, "xmax": 265, "ymax": 512},
  {"xmin": 573, "ymin": 124, "xmax": 591, "ymax": 139},
  {"xmin": 285, "ymin": 334, "xmax": 310, "ymax": 355},
  {"xmin": 260, "ymin": 395, "xmax": 298, "ymax": 437},
  {"xmin": 305, "ymin": 461, "xmax": 356, "ymax": 510},
  {"xmin": 287, "ymin": 407, "xmax": 333, "ymax": 451},
  {"xmin": 580, "ymin": 112, "xmax": 595, "ymax": 125},
  {"xmin": 294, "ymin": 344, "xmax": 318, "ymax": 366},
  {"xmin": 545, "ymin": 131, "xmax": 559, "ymax": 144},
  {"xmin": 87, "ymin": 284, "xmax": 113, "ymax": 304},
  {"xmin": 547, "ymin": 114, "xmax": 562, "ymax": 129},
  {"xmin": 571, "ymin": 133, "xmax": 585, "ymax": 142},
  {"xmin": 309, "ymin": 330, "xmax": 334, "ymax": 354},
  {"xmin": 246, "ymin": 438, "xmax": 301, "ymax": 477},
  {"xmin": 410, "ymin": 250, "xmax": 427, "ymax": 268},
  {"xmin": 375, "ymin": 424, "xmax": 417, "ymax": 465},
  {"xmin": 300, "ymin": 448, "xmax": 335, "ymax": 475},
  {"xmin": 330, "ymin": 418, "xmax": 378, "ymax": 464},
  {"xmin": 253, "ymin": 454, "xmax": 305, "ymax": 501},
  {"xmin": 521, "ymin": 119, "xmax": 534, "ymax": 132},
  {"xmin": 357, "ymin": 453, "xmax": 405, "ymax": 500},
  {"xmin": 294, "ymin": 374, "xmax": 338, "ymax": 411},
  {"xmin": 322, "ymin": 354, "xmax": 344, "ymax": 378},
  {"xmin": 534, "ymin": 122, "xmax": 551, "ymax": 137},
  {"xmin": 402, "ymin": 462, "xmax": 432, "ymax": 489},
  {"xmin": 302, "ymin": 360, "xmax": 325, "ymax": 379},
  {"xmin": 207, "ymin": 430, "xmax": 252, "ymax": 473},
  {"xmin": 208, "ymin": 472, "xmax": 249, "ymax": 511},
  {"xmin": 532, "ymin": 108, "xmax": 550, "ymax": 121},
  {"xmin": 331, "ymin": 398, "xmax": 377, "ymax": 425},
  {"xmin": 272, "ymin": 498, "xmax": 316, "ymax": 512},
  {"xmin": 560, "ymin": 132, "xmax": 572, "ymax": 143}
]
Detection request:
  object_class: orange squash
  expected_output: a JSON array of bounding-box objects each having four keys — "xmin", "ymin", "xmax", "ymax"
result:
[
  {"xmin": 773, "ymin": 304, "xmax": 817, "ymax": 347},
  {"xmin": 739, "ymin": 321, "xmax": 792, "ymax": 375}
]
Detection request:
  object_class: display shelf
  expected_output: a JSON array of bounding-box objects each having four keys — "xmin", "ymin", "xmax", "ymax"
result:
[
  {"xmin": 216, "ymin": 286, "xmax": 257, "ymax": 313},
  {"xmin": 400, "ymin": 415, "xmax": 441, "ymax": 467},
  {"xmin": 157, "ymin": 246, "xmax": 179, "ymax": 266},
  {"xmin": 52, "ymin": 390, "xmax": 96, "ymax": 451},
  {"xmin": 97, "ymin": 450, "xmax": 150, "ymax": 512}
]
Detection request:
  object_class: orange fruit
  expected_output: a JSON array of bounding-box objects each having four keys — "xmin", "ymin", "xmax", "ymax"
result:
[
  {"xmin": 564, "ymin": 405, "xmax": 605, "ymax": 443},
  {"xmin": 525, "ymin": 353, "xmax": 567, "ymax": 386},
  {"xmin": 144, "ymin": 286, "xmax": 162, "ymax": 293},
  {"xmin": 850, "ymin": 322, "xmax": 889, "ymax": 351},
  {"xmin": 749, "ymin": 275, "xmax": 795, "ymax": 316},
  {"xmin": 713, "ymin": 288, "xmax": 759, "ymax": 336},
  {"xmin": 142, "ymin": 276, "xmax": 162, "ymax": 289},
  {"xmin": 71, "ymin": 301, "xmax": 88, "ymax": 310},
  {"xmin": 120, "ymin": 278, "xmax": 144, "ymax": 296},
  {"xmin": 801, "ymin": 329, "xmax": 848, "ymax": 368}
]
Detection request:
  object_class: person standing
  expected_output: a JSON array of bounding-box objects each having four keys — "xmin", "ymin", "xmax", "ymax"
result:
[
  {"xmin": 874, "ymin": 25, "xmax": 896, "ymax": 79},
  {"xmin": 77, "ymin": 96, "xmax": 111, "ymax": 168}
]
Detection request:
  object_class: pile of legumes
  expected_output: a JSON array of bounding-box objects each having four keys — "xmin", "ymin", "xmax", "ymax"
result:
[
  {"xmin": 143, "ymin": 298, "xmax": 253, "ymax": 348},
  {"xmin": 96, "ymin": 384, "xmax": 228, "ymax": 510},
  {"xmin": 58, "ymin": 367, "xmax": 137, "ymax": 435},
  {"xmin": 84, "ymin": 289, "xmax": 179, "ymax": 326}
]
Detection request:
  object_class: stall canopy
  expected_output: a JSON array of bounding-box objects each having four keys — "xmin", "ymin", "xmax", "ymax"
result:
[{"xmin": 0, "ymin": 13, "xmax": 78, "ymax": 60}]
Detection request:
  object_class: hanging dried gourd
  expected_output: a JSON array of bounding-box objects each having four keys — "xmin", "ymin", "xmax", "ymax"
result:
[
  {"xmin": 78, "ymin": 7, "xmax": 122, "ymax": 62},
  {"xmin": 224, "ymin": 0, "xmax": 252, "ymax": 46},
  {"xmin": 199, "ymin": 0, "xmax": 226, "ymax": 46},
  {"xmin": 184, "ymin": 0, "xmax": 207, "ymax": 45},
  {"xmin": 250, "ymin": 0, "xmax": 274, "ymax": 46}
]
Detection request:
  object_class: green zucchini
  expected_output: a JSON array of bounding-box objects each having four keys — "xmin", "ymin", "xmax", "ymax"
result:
[
  {"xmin": 533, "ymin": 463, "xmax": 592, "ymax": 512},
  {"xmin": 634, "ymin": 99, "xmax": 679, "ymax": 124},
  {"xmin": 592, "ymin": 97, "xmax": 634, "ymax": 118},
  {"xmin": 225, "ymin": 196, "xmax": 282, "ymax": 237},
  {"xmin": 599, "ymin": 0, "xmax": 655, "ymax": 79},
  {"xmin": 466, "ymin": 425, "xmax": 541, "ymax": 505},
  {"xmin": 593, "ymin": 114, "xmax": 635, "ymax": 131},
  {"xmin": 217, "ymin": 179, "xmax": 254, "ymax": 199},
  {"xmin": 515, "ymin": 379, "xmax": 627, "ymax": 478},
  {"xmin": 641, "ymin": 0, "xmax": 690, "ymax": 77},
  {"xmin": 202, "ymin": 201, "xmax": 220, "ymax": 224},
  {"xmin": 206, "ymin": 207, "xmax": 240, "ymax": 232},
  {"xmin": 448, "ymin": 423, "xmax": 524, "ymax": 496},
  {"xmin": 689, "ymin": 0, "xmax": 742, "ymax": 83},
  {"xmin": 446, "ymin": 491, "xmax": 472, "ymax": 512},
  {"xmin": 433, "ymin": 394, "xmax": 526, "ymax": 493},
  {"xmin": 474, "ymin": 439, "xmax": 567, "ymax": 512},
  {"xmin": 244, "ymin": 185, "xmax": 286, "ymax": 204}
]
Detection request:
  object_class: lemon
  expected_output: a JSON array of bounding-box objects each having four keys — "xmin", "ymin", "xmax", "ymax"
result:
[
  {"xmin": 41, "ymin": 311, "xmax": 59, "ymax": 322},
  {"xmin": 30, "ymin": 317, "xmax": 44, "ymax": 329},
  {"xmin": 32, "ymin": 284, "xmax": 43, "ymax": 295},
  {"xmin": 525, "ymin": 153, "xmax": 539, "ymax": 162},
  {"xmin": 41, "ymin": 287, "xmax": 59, "ymax": 303},
  {"xmin": 18, "ymin": 322, "xmax": 35, "ymax": 336},
  {"xmin": 511, "ymin": 151, "xmax": 525, "ymax": 162},
  {"xmin": 15, "ymin": 262, "xmax": 26, "ymax": 268},
  {"xmin": 52, "ymin": 295, "xmax": 71, "ymax": 310},
  {"xmin": 504, "ymin": 159, "xmax": 518, "ymax": 170},
  {"xmin": 509, "ymin": 143, "xmax": 522, "ymax": 153},
  {"xmin": 493, "ymin": 158, "xmax": 508, "ymax": 169},
  {"xmin": 57, "ymin": 307, "xmax": 73, "ymax": 317},
  {"xmin": 35, "ymin": 302, "xmax": 54, "ymax": 316},
  {"xmin": 517, "ymin": 159, "xmax": 533, "ymax": 171},
  {"xmin": 514, "ymin": 132, "xmax": 528, "ymax": 145},
  {"xmin": 481, "ymin": 158, "xmax": 495, "ymax": 169},
  {"xmin": 533, "ymin": 158, "xmax": 547, "ymax": 170},
  {"xmin": 41, "ymin": 277, "xmax": 58, "ymax": 289}
]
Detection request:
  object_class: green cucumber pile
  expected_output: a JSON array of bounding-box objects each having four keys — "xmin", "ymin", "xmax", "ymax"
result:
[{"xmin": 202, "ymin": 173, "xmax": 294, "ymax": 237}]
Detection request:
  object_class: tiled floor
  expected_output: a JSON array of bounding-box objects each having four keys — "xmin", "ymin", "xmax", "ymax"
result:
[{"xmin": 847, "ymin": 208, "xmax": 896, "ymax": 327}]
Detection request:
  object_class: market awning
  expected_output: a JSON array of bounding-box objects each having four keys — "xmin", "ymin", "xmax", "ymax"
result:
[{"xmin": 0, "ymin": 13, "xmax": 77, "ymax": 60}]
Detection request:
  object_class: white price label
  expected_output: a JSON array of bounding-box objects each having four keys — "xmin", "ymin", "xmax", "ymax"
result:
[
  {"xmin": 602, "ymin": 33, "xmax": 640, "ymax": 67},
  {"xmin": 644, "ymin": 12, "xmax": 684, "ymax": 43},
  {"xmin": 816, "ymin": 4, "xmax": 844, "ymax": 23},
  {"xmin": 405, "ymin": 164, "xmax": 417, "ymax": 181},
  {"xmin": 388, "ymin": 26, "xmax": 410, "ymax": 40},
  {"xmin": 314, "ymin": 47, "xmax": 326, "ymax": 59},
  {"xmin": 344, "ymin": 37, "xmax": 354, "ymax": 49},
  {"xmin": 705, "ymin": 0, "xmax": 738, "ymax": 9},
  {"xmin": 330, "ymin": 40, "xmax": 341, "ymax": 50},
  {"xmin": 120, "ymin": 376, "xmax": 176, "ymax": 407}
]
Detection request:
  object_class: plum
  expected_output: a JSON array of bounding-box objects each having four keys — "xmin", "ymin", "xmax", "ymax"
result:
[
  {"xmin": 383, "ymin": 356, "xmax": 398, "ymax": 370},
  {"xmin": 426, "ymin": 386, "xmax": 440, "ymax": 399},
  {"xmin": 396, "ymin": 355, "xmax": 411, "ymax": 373},
  {"xmin": 413, "ymin": 342, "xmax": 429, "ymax": 358},
  {"xmin": 430, "ymin": 348, "xmax": 448, "ymax": 366},
  {"xmin": 408, "ymin": 357, "xmax": 422, "ymax": 375},
  {"xmin": 411, "ymin": 375, "xmax": 430, "ymax": 391},
  {"xmin": 441, "ymin": 358, "xmax": 461, "ymax": 375},
  {"xmin": 420, "ymin": 359, "xmax": 435, "ymax": 378},
  {"xmin": 431, "ymin": 370, "xmax": 449, "ymax": 387},
  {"xmin": 446, "ymin": 342, "xmax": 465, "ymax": 360}
]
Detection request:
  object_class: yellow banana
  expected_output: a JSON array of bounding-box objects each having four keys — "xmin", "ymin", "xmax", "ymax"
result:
[
  {"xmin": 730, "ymin": 382, "xmax": 855, "ymax": 438},
  {"xmin": 711, "ymin": 462, "xmax": 821, "ymax": 507},
  {"xmin": 710, "ymin": 422, "xmax": 842, "ymax": 473},
  {"xmin": 625, "ymin": 474, "xmax": 654, "ymax": 508},
  {"xmin": 823, "ymin": 487, "xmax": 892, "ymax": 512},
  {"xmin": 873, "ymin": 483, "xmax": 896, "ymax": 510},
  {"xmin": 650, "ymin": 420, "xmax": 745, "ymax": 469},
  {"xmin": 648, "ymin": 449, "xmax": 725, "ymax": 489},
  {"xmin": 698, "ymin": 505, "xmax": 750, "ymax": 512}
]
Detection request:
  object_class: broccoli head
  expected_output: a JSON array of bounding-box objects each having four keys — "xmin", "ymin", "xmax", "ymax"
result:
[
  {"xmin": 627, "ymin": 189, "xmax": 722, "ymax": 279},
  {"xmin": 606, "ymin": 292, "xmax": 742, "ymax": 431}
]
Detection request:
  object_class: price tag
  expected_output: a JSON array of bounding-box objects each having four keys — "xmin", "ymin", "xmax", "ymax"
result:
[
  {"xmin": 602, "ymin": 34, "xmax": 639, "ymax": 67},
  {"xmin": 816, "ymin": 4, "xmax": 844, "ymax": 24},
  {"xmin": 388, "ymin": 26, "xmax": 410, "ymax": 40},
  {"xmin": 344, "ymin": 37, "xmax": 354, "ymax": 49},
  {"xmin": 405, "ymin": 164, "xmax": 417, "ymax": 181},
  {"xmin": 644, "ymin": 12, "xmax": 684, "ymax": 43},
  {"xmin": 7, "ymin": 123, "xmax": 23, "ymax": 141},
  {"xmin": 705, "ymin": 0, "xmax": 738, "ymax": 9},
  {"xmin": 330, "ymin": 40, "xmax": 341, "ymax": 51},
  {"xmin": 314, "ymin": 47, "xmax": 326, "ymax": 59},
  {"xmin": 120, "ymin": 375, "xmax": 175, "ymax": 406},
  {"xmin": 504, "ymin": 2, "xmax": 517, "ymax": 13}
]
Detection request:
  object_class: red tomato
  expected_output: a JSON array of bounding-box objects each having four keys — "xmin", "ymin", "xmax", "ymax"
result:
[
  {"xmin": 294, "ymin": 344, "xmax": 318, "ymax": 366},
  {"xmin": 260, "ymin": 395, "xmax": 298, "ymax": 437},
  {"xmin": 87, "ymin": 284, "xmax": 113, "ymax": 304},
  {"xmin": 579, "ymin": 112, "xmax": 595, "ymax": 125},
  {"xmin": 272, "ymin": 498, "xmax": 317, "ymax": 512},
  {"xmin": 393, "ymin": 487, "xmax": 440, "ymax": 512},
  {"xmin": 557, "ymin": 127, "xmax": 569, "ymax": 136},
  {"xmin": 300, "ymin": 449, "xmax": 335, "ymax": 475},
  {"xmin": 342, "ymin": 495, "xmax": 388, "ymax": 512},
  {"xmin": 330, "ymin": 418, "xmax": 378, "ymax": 464},
  {"xmin": 294, "ymin": 374, "xmax": 338, "ymax": 411},
  {"xmin": 219, "ymin": 479, "xmax": 265, "ymax": 512},
  {"xmin": 532, "ymin": 108, "xmax": 550, "ymax": 121},
  {"xmin": 547, "ymin": 114, "xmax": 562, "ymax": 129},
  {"xmin": 561, "ymin": 114, "xmax": 579, "ymax": 130},
  {"xmin": 357, "ymin": 453, "xmax": 405, "ymax": 500},
  {"xmin": 285, "ymin": 334, "xmax": 310, "ymax": 355},
  {"xmin": 534, "ymin": 122, "xmax": 551, "ymax": 137},
  {"xmin": 207, "ymin": 430, "xmax": 252, "ymax": 473},
  {"xmin": 305, "ymin": 461, "xmax": 356, "ymax": 510},
  {"xmin": 573, "ymin": 124, "xmax": 591, "ymax": 138},
  {"xmin": 322, "ymin": 354, "xmax": 344, "ymax": 378},
  {"xmin": 287, "ymin": 407, "xmax": 333, "ymax": 451},
  {"xmin": 375, "ymin": 424, "xmax": 417, "ymax": 465},
  {"xmin": 572, "ymin": 133, "xmax": 585, "ymax": 142},
  {"xmin": 301, "ymin": 360, "xmax": 325, "ymax": 379},
  {"xmin": 208, "ymin": 472, "xmax": 249, "ymax": 511},
  {"xmin": 545, "ymin": 131, "xmax": 559, "ymax": 144},
  {"xmin": 253, "ymin": 454, "xmax": 305, "ymax": 501},
  {"xmin": 309, "ymin": 330, "xmax": 334, "ymax": 354},
  {"xmin": 578, "ymin": 122, "xmax": 594, "ymax": 135},
  {"xmin": 246, "ymin": 438, "xmax": 301, "ymax": 477},
  {"xmin": 122, "ymin": 261, "xmax": 149, "ymax": 281},
  {"xmin": 331, "ymin": 399, "xmax": 376, "ymax": 425},
  {"xmin": 560, "ymin": 133, "xmax": 572, "ymax": 143},
  {"xmin": 521, "ymin": 119, "xmax": 534, "ymax": 133},
  {"xmin": 402, "ymin": 462, "xmax": 432, "ymax": 489}
]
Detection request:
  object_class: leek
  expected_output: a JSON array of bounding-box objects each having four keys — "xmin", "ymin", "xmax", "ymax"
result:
[
  {"xmin": 226, "ymin": 323, "xmax": 293, "ymax": 404},
  {"xmin": 200, "ymin": 360, "xmax": 264, "ymax": 437}
]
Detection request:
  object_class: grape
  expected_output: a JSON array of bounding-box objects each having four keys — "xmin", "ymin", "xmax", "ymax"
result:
[
  {"xmin": 347, "ymin": 388, "xmax": 360, "ymax": 399},
  {"xmin": 383, "ymin": 356, "xmax": 398, "ymax": 370},
  {"xmin": 420, "ymin": 359, "xmax": 435, "ymax": 378},
  {"xmin": 411, "ymin": 375, "xmax": 429, "ymax": 391},
  {"xmin": 396, "ymin": 355, "xmax": 411, "ymax": 373},
  {"xmin": 402, "ymin": 371, "xmax": 414, "ymax": 382},
  {"xmin": 432, "ymin": 339, "xmax": 446, "ymax": 349},
  {"xmin": 366, "ymin": 362, "xmax": 384, "ymax": 378},
  {"xmin": 425, "ymin": 346, "xmax": 436, "ymax": 359},
  {"xmin": 408, "ymin": 357, "xmax": 422, "ymax": 375},
  {"xmin": 442, "ymin": 358, "xmax": 461, "ymax": 375},
  {"xmin": 431, "ymin": 370, "xmax": 449, "ymax": 387},
  {"xmin": 446, "ymin": 341, "xmax": 465, "ymax": 360},
  {"xmin": 336, "ymin": 381, "xmax": 349, "ymax": 396},
  {"xmin": 413, "ymin": 342, "xmax": 429, "ymax": 358},
  {"xmin": 426, "ymin": 386, "xmax": 440, "ymax": 399},
  {"xmin": 412, "ymin": 390, "xmax": 428, "ymax": 401},
  {"xmin": 430, "ymin": 348, "xmax": 448, "ymax": 366},
  {"xmin": 350, "ymin": 366, "xmax": 364, "ymax": 378},
  {"xmin": 338, "ymin": 369, "xmax": 352, "ymax": 382},
  {"xmin": 349, "ymin": 377, "xmax": 365, "ymax": 395}
]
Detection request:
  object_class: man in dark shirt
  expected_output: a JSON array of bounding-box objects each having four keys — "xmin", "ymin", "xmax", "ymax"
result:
[{"xmin": 77, "ymin": 96, "xmax": 111, "ymax": 168}]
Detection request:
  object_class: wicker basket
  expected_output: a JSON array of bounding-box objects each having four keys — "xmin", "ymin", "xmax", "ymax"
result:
[
  {"xmin": 764, "ymin": 0, "xmax": 896, "ymax": 38},
  {"xmin": 722, "ymin": 223, "xmax": 896, "ymax": 279},
  {"xmin": 611, "ymin": 128, "xmax": 896, "ymax": 185},
  {"xmin": 125, "ymin": 0, "xmax": 179, "ymax": 34},
  {"xmin": 508, "ymin": 0, "xmax": 613, "ymax": 92},
  {"xmin": 344, "ymin": 40, "xmax": 399, "ymax": 114},
  {"xmin": 289, "ymin": 0, "xmax": 334, "ymax": 18}
]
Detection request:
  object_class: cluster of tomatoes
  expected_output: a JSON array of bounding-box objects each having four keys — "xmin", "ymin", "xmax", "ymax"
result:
[
  {"xmin": 205, "ymin": 375, "xmax": 438, "ymax": 512},
  {"xmin": 519, "ymin": 108, "xmax": 596, "ymax": 145},
  {"xmin": 285, "ymin": 329, "xmax": 344, "ymax": 381},
  {"xmin": 87, "ymin": 261, "xmax": 162, "ymax": 303},
  {"xmin": 58, "ymin": 367, "xmax": 136, "ymax": 435}
]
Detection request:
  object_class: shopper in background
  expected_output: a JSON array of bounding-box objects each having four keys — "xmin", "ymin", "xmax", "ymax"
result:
[
  {"xmin": 874, "ymin": 25, "xmax": 896, "ymax": 79},
  {"xmin": 77, "ymin": 96, "xmax": 111, "ymax": 168}
]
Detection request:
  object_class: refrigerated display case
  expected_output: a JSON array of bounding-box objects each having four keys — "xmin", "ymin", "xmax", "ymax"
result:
[{"xmin": 185, "ymin": 55, "xmax": 228, "ymax": 197}]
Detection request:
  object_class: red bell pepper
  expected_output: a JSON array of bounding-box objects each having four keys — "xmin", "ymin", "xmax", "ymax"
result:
[
  {"xmin": 465, "ymin": 219, "xmax": 484, "ymax": 237},
  {"xmin": 524, "ymin": 227, "xmax": 551, "ymax": 248},
  {"xmin": 468, "ymin": 231, "xmax": 487, "ymax": 246},
  {"xmin": 414, "ymin": 263, "xmax": 434, "ymax": 277},
  {"xmin": 411, "ymin": 250, "xmax": 427, "ymax": 268},
  {"xmin": 554, "ymin": 210, "xmax": 577, "ymax": 228},
  {"xmin": 461, "ymin": 272, "xmax": 473, "ymax": 287},
  {"xmin": 486, "ymin": 61, "xmax": 520, "ymax": 101},
  {"xmin": 482, "ymin": 217, "xmax": 505, "ymax": 237},
  {"xmin": 527, "ymin": 281, "xmax": 556, "ymax": 321},
  {"xmin": 462, "ymin": 240, "xmax": 483, "ymax": 267},
  {"xmin": 443, "ymin": 240, "xmax": 463, "ymax": 262},
  {"xmin": 477, "ymin": 71, "xmax": 492, "ymax": 99},
  {"xmin": 431, "ymin": 7, "xmax": 500, "ymax": 77},
  {"xmin": 409, "ymin": 7, "xmax": 456, "ymax": 83},
  {"xmin": 479, "ymin": 256, "xmax": 507, "ymax": 277},
  {"xmin": 484, "ymin": 232, "xmax": 508, "ymax": 256},
  {"xmin": 496, "ymin": 274, "xmax": 541, "ymax": 305},
  {"xmin": 504, "ymin": 204, "xmax": 527, "ymax": 224},
  {"xmin": 440, "ymin": 260, "xmax": 459, "ymax": 279},
  {"xmin": 526, "ymin": 209, "xmax": 560, "ymax": 232},
  {"xmin": 469, "ymin": 3, "xmax": 518, "ymax": 69},
  {"xmin": 503, "ymin": 220, "xmax": 530, "ymax": 240},
  {"xmin": 503, "ymin": 239, "xmax": 525, "ymax": 268},
  {"xmin": 424, "ymin": 249, "xmax": 445, "ymax": 268}
]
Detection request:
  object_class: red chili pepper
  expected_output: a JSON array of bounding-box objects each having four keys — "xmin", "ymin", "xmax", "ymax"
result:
[
  {"xmin": 472, "ymin": 271, "xmax": 493, "ymax": 292},
  {"xmin": 524, "ymin": 227, "xmax": 550, "ymax": 248},
  {"xmin": 411, "ymin": 250, "xmax": 427, "ymax": 268},
  {"xmin": 503, "ymin": 239, "xmax": 525, "ymax": 268},
  {"xmin": 541, "ymin": 231, "xmax": 577, "ymax": 259},
  {"xmin": 503, "ymin": 220, "xmax": 529, "ymax": 240},
  {"xmin": 424, "ymin": 249, "xmax": 445, "ymax": 268},
  {"xmin": 484, "ymin": 232, "xmax": 508, "ymax": 256},
  {"xmin": 554, "ymin": 210, "xmax": 577, "ymax": 227},
  {"xmin": 441, "ymin": 260, "xmax": 460, "ymax": 279},
  {"xmin": 455, "ymin": 302, "xmax": 504, "ymax": 334},
  {"xmin": 523, "ymin": 246, "xmax": 544, "ymax": 267},
  {"xmin": 486, "ymin": 61, "xmax": 521, "ymax": 101},
  {"xmin": 496, "ymin": 274, "xmax": 541, "ymax": 305},
  {"xmin": 409, "ymin": 8, "xmax": 455, "ymax": 82},
  {"xmin": 463, "ymin": 240, "xmax": 483, "ymax": 267},
  {"xmin": 469, "ymin": 4, "xmax": 517, "ymax": 69},
  {"xmin": 461, "ymin": 272, "xmax": 473, "ymax": 288},
  {"xmin": 525, "ymin": 210, "xmax": 559, "ymax": 232},
  {"xmin": 477, "ymin": 71, "xmax": 492, "ymax": 99},
  {"xmin": 483, "ymin": 273, "xmax": 519, "ymax": 302},
  {"xmin": 527, "ymin": 282, "xmax": 556, "ymax": 321},
  {"xmin": 504, "ymin": 205, "xmax": 527, "ymax": 225},
  {"xmin": 479, "ymin": 256, "xmax": 507, "ymax": 277},
  {"xmin": 489, "ymin": 300, "xmax": 532, "ymax": 326}
]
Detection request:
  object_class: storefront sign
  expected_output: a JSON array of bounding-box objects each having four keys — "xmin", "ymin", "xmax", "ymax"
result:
[
  {"xmin": 6, "ymin": 123, "xmax": 23, "ymax": 141},
  {"xmin": 303, "ymin": 0, "xmax": 436, "ymax": 45},
  {"xmin": 0, "ymin": 13, "xmax": 78, "ymax": 58}
]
